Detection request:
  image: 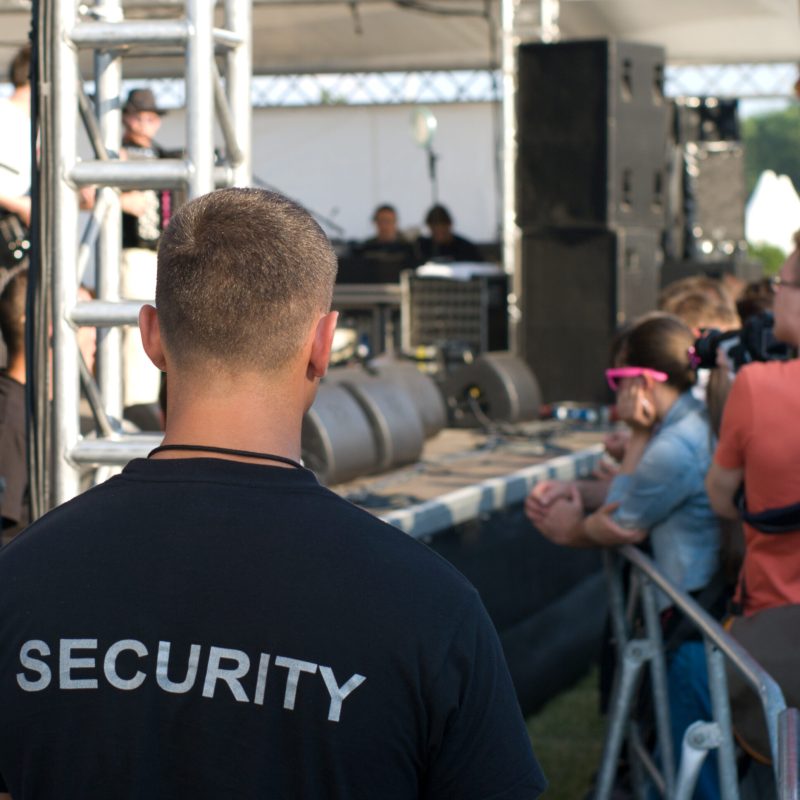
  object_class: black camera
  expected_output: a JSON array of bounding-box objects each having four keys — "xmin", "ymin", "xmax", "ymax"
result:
[{"xmin": 694, "ymin": 311, "xmax": 794, "ymax": 372}]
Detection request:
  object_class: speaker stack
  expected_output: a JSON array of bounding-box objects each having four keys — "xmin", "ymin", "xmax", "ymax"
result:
[
  {"xmin": 516, "ymin": 39, "xmax": 668, "ymax": 403},
  {"xmin": 662, "ymin": 98, "xmax": 757, "ymax": 285}
]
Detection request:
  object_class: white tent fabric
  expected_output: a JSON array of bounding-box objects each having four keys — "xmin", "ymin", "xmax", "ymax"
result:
[
  {"xmin": 746, "ymin": 170, "xmax": 800, "ymax": 255},
  {"xmin": 1, "ymin": 0, "xmax": 799, "ymax": 78}
]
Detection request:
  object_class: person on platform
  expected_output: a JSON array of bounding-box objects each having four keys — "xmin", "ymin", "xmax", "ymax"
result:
[
  {"xmin": 0, "ymin": 44, "xmax": 31, "ymax": 230},
  {"xmin": 119, "ymin": 87, "xmax": 170, "ymax": 409},
  {"xmin": 357, "ymin": 204, "xmax": 416, "ymax": 282},
  {"xmin": 0, "ymin": 187, "xmax": 546, "ymax": 799},
  {"xmin": 417, "ymin": 204, "xmax": 483, "ymax": 263},
  {"xmin": 0, "ymin": 43, "xmax": 33, "ymax": 280},
  {"xmin": 365, "ymin": 204, "xmax": 403, "ymax": 245},
  {"xmin": 0, "ymin": 268, "xmax": 28, "ymax": 546}
]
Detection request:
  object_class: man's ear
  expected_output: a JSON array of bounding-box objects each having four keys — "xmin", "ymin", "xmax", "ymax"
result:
[
  {"xmin": 138, "ymin": 304, "xmax": 167, "ymax": 372},
  {"xmin": 308, "ymin": 311, "xmax": 338, "ymax": 381}
]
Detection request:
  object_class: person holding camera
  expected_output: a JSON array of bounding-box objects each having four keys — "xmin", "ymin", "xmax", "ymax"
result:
[{"xmin": 706, "ymin": 235, "xmax": 800, "ymax": 616}]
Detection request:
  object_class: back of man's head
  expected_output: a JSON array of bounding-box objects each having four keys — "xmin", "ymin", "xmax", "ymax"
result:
[
  {"xmin": 9, "ymin": 43, "xmax": 31, "ymax": 89},
  {"xmin": 0, "ymin": 268, "xmax": 27, "ymax": 360},
  {"xmin": 156, "ymin": 188, "xmax": 337, "ymax": 373}
]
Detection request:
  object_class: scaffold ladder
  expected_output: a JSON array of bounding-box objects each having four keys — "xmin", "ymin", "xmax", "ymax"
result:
[{"xmin": 39, "ymin": 0, "xmax": 252, "ymax": 510}]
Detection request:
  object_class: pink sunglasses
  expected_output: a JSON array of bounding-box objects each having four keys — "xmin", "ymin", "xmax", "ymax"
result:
[{"xmin": 605, "ymin": 367, "xmax": 668, "ymax": 391}]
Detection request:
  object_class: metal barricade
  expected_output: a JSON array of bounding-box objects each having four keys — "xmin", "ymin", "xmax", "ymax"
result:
[{"xmin": 595, "ymin": 544, "xmax": 799, "ymax": 800}]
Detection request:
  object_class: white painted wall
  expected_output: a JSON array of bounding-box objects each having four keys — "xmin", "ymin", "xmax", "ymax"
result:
[{"xmin": 155, "ymin": 102, "xmax": 501, "ymax": 243}]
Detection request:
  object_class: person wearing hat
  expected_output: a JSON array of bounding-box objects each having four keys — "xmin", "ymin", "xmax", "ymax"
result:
[{"xmin": 120, "ymin": 88, "xmax": 170, "ymax": 410}]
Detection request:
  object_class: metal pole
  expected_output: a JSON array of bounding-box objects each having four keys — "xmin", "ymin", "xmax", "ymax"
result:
[
  {"xmin": 186, "ymin": 0, "xmax": 215, "ymax": 198},
  {"xmin": 641, "ymin": 577, "xmax": 676, "ymax": 797},
  {"xmin": 93, "ymin": 0, "xmax": 124, "ymax": 420},
  {"xmin": 225, "ymin": 0, "xmax": 252, "ymax": 186},
  {"xmin": 500, "ymin": 0, "xmax": 521, "ymax": 353},
  {"xmin": 52, "ymin": 0, "xmax": 81, "ymax": 505},
  {"xmin": 705, "ymin": 639, "xmax": 741, "ymax": 800}
]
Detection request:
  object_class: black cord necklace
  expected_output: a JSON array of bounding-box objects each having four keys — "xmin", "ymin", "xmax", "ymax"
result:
[{"xmin": 148, "ymin": 443, "xmax": 303, "ymax": 470}]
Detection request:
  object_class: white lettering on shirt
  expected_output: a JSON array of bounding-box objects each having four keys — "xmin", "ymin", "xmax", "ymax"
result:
[
  {"xmin": 156, "ymin": 641, "xmax": 202, "ymax": 694},
  {"xmin": 16, "ymin": 638, "xmax": 365, "ymax": 723},
  {"xmin": 59, "ymin": 639, "xmax": 98, "ymax": 689},
  {"xmin": 17, "ymin": 640, "xmax": 52, "ymax": 691},
  {"xmin": 275, "ymin": 656, "xmax": 317, "ymax": 711},
  {"xmin": 253, "ymin": 653, "xmax": 270, "ymax": 706},
  {"xmin": 104, "ymin": 639, "xmax": 147, "ymax": 691},
  {"xmin": 319, "ymin": 666, "xmax": 367, "ymax": 722},
  {"xmin": 202, "ymin": 646, "xmax": 251, "ymax": 702}
]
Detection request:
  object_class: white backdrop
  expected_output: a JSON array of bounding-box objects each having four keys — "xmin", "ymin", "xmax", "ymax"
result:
[{"xmin": 156, "ymin": 102, "xmax": 501, "ymax": 244}]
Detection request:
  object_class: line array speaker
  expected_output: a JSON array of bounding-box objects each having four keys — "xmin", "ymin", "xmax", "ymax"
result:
[
  {"xmin": 517, "ymin": 39, "xmax": 668, "ymax": 231},
  {"xmin": 519, "ymin": 227, "xmax": 662, "ymax": 403}
]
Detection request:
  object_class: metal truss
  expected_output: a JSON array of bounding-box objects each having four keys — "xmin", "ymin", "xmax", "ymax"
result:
[
  {"xmin": 130, "ymin": 63, "xmax": 796, "ymax": 111},
  {"xmin": 42, "ymin": 0, "xmax": 251, "ymax": 508},
  {"xmin": 666, "ymin": 62, "xmax": 798, "ymax": 100}
]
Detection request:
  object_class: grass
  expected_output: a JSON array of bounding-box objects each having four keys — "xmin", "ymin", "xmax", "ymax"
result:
[{"xmin": 527, "ymin": 669, "xmax": 607, "ymax": 799}]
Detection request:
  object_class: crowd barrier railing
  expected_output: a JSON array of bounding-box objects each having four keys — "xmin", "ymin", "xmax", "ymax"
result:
[{"xmin": 595, "ymin": 544, "xmax": 799, "ymax": 800}]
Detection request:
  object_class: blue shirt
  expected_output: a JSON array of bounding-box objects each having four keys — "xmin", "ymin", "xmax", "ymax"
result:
[{"xmin": 607, "ymin": 392, "xmax": 720, "ymax": 598}]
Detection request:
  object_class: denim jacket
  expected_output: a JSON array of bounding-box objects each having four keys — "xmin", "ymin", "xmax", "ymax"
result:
[{"xmin": 606, "ymin": 391, "xmax": 720, "ymax": 596}]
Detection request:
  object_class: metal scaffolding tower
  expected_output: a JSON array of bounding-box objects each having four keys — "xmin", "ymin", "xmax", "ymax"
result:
[{"xmin": 40, "ymin": 0, "xmax": 252, "ymax": 509}]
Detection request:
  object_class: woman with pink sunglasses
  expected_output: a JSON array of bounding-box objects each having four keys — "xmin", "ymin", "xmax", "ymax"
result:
[{"xmin": 527, "ymin": 312, "xmax": 721, "ymax": 799}]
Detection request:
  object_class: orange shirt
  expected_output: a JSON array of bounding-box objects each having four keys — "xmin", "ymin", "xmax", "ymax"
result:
[{"xmin": 714, "ymin": 360, "xmax": 800, "ymax": 615}]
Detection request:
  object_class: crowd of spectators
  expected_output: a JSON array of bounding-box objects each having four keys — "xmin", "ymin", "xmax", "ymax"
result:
[{"xmin": 525, "ymin": 234, "xmax": 800, "ymax": 798}]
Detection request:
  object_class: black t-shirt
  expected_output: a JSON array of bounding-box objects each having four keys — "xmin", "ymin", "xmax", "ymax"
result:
[
  {"xmin": 0, "ymin": 457, "xmax": 544, "ymax": 799},
  {"xmin": 121, "ymin": 141, "xmax": 169, "ymax": 250},
  {"xmin": 0, "ymin": 372, "xmax": 28, "ymax": 539},
  {"xmin": 417, "ymin": 234, "xmax": 483, "ymax": 264}
]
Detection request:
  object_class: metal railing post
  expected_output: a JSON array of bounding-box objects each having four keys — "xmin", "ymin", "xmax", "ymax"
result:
[
  {"xmin": 52, "ymin": 0, "xmax": 82, "ymax": 505},
  {"xmin": 186, "ymin": 0, "xmax": 215, "ymax": 198},
  {"xmin": 93, "ymin": 0, "xmax": 124, "ymax": 421},
  {"xmin": 225, "ymin": 0, "xmax": 252, "ymax": 186}
]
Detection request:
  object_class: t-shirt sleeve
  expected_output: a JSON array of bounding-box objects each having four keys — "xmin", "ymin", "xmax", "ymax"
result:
[
  {"xmin": 0, "ymin": 769, "xmax": 6, "ymax": 792},
  {"xmin": 424, "ymin": 591, "xmax": 547, "ymax": 800},
  {"xmin": 714, "ymin": 368, "xmax": 753, "ymax": 470}
]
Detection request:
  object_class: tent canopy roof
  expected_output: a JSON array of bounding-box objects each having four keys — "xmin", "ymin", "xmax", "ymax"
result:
[{"xmin": 2, "ymin": 0, "xmax": 799, "ymax": 78}]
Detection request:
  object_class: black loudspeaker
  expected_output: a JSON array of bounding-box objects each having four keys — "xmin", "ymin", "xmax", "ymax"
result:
[
  {"xmin": 684, "ymin": 142, "xmax": 746, "ymax": 255},
  {"xmin": 444, "ymin": 352, "xmax": 542, "ymax": 428},
  {"xmin": 672, "ymin": 98, "xmax": 740, "ymax": 144},
  {"xmin": 517, "ymin": 39, "xmax": 668, "ymax": 231},
  {"xmin": 520, "ymin": 227, "xmax": 662, "ymax": 403}
]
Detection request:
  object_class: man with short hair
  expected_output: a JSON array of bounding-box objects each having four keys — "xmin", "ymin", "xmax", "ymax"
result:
[
  {"xmin": 0, "ymin": 188, "xmax": 545, "ymax": 799},
  {"xmin": 706, "ymin": 235, "xmax": 800, "ymax": 615}
]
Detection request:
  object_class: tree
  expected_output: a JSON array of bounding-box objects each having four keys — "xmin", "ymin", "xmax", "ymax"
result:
[{"xmin": 742, "ymin": 105, "xmax": 800, "ymax": 197}]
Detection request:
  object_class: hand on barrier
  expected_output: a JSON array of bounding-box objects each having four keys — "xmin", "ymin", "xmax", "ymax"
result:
[
  {"xmin": 525, "ymin": 483, "xmax": 585, "ymax": 546},
  {"xmin": 592, "ymin": 457, "xmax": 621, "ymax": 482},
  {"xmin": 584, "ymin": 502, "xmax": 646, "ymax": 547},
  {"xmin": 525, "ymin": 479, "xmax": 572, "ymax": 511}
]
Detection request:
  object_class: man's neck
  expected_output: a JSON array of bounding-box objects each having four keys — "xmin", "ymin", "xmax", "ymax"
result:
[
  {"xmin": 5, "ymin": 353, "xmax": 25, "ymax": 385},
  {"xmin": 155, "ymin": 372, "xmax": 306, "ymax": 466}
]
